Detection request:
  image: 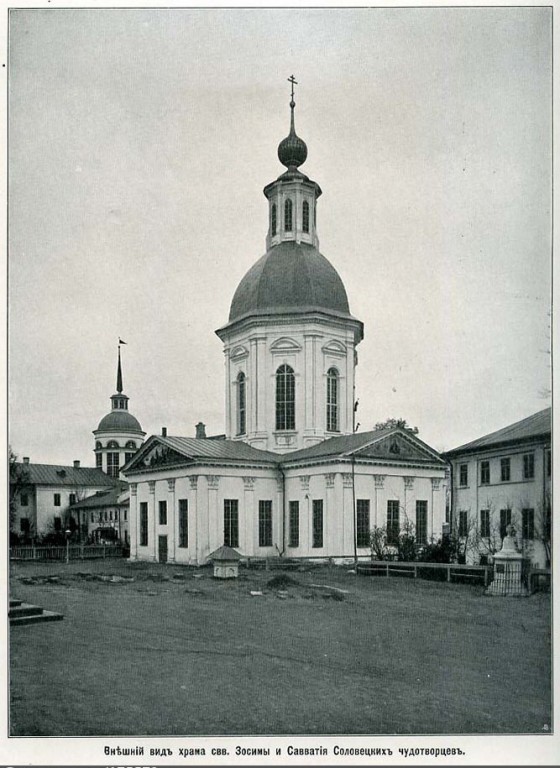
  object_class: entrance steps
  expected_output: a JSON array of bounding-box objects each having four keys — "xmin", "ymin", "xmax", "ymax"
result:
[{"xmin": 9, "ymin": 598, "xmax": 63, "ymax": 627}]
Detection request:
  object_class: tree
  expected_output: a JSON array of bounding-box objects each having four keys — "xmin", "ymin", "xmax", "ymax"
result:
[
  {"xmin": 9, "ymin": 448, "xmax": 29, "ymax": 534},
  {"xmin": 374, "ymin": 418, "xmax": 419, "ymax": 434}
]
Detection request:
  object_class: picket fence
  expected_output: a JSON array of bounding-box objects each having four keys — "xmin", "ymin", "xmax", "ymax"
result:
[{"xmin": 10, "ymin": 544, "xmax": 123, "ymax": 561}]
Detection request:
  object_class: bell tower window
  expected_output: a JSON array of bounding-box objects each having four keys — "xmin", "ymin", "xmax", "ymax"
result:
[
  {"xmin": 276, "ymin": 364, "xmax": 295, "ymax": 431},
  {"xmin": 271, "ymin": 203, "xmax": 277, "ymax": 236},
  {"xmin": 302, "ymin": 200, "xmax": 309, "ymax": 233},
  {"xmin": 326, "ymin": 367, "xmax": 339, "ymax": 432},
  {"xmin": 284, "ymin": 199, "xmax": 293, "ymax": 232},
  {"xmin": 237, "ymin": 372, "xmax": 246, "ymax": 435}
]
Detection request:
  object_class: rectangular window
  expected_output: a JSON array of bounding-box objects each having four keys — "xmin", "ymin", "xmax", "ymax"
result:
[
  {"xmin": 387, "ymin": 500, "xmax": 400, "ymax": 545},
  {"xmin": 480, "ymin": 461, "xmax": 490, "ymax": 485},
  {"xmin": 459, "ymin": 464, "xmax": 468, "ymax": 487},
  {"xmin": 54, "ymin": 516, "xmax": 62, "ymax": 532},
  {"xmin": 109, "ymin": 510, "xmax": 113, "ymax": 521},
  {"xmin": 458, "ymin": 510, "xmax": 468, "ymax": 538},
  {"xmin": 224, "ymin": 499, "xmax": 239, "ymax": 548},
  {"xmin": 416, "ymin": 500, "xmax": 428, "ymax": 544},
  {"xmin": 91, "ymin": 512, "xmax": 94, "ymax": 523},
  {"xmin": 20, "ymin": 493, "xmax": 28, "ymax": 507},
  {"xmin": 356, "ymin": 499, "xmax": 370, "ymax": 548},
  {"xmin": 158, "ymin": 500, "xmax": 167, "ymax": 526},
  {"xmin": 500, "ymin": 458, "xmax": 511, "ymax": 482},
  {"xmin": 107, "ymin": 453, "xmax": 120, "ymax": 478},
  {"xmin": 288, "ymin": 501, "xmax": 299, "ymax": 547},
  {"xmin": 258, "ymin": 500, "xmax": 273, "ymax": 547},
  {"xmin": 124, "ymin": 510, "xmax": 127, "ymax": 522},
  {"xmin": 115, "ymin": 510, "xmax": 119, "ymax": 520},
  {"xmin": 96, "ymin": 453, "xmax": 102, "ymax": 469},
  {"xmin": 125, "ymin": 452, "xmax": 134, "ymax": 465},
  {"xmin": 178, "ymin": 499, "xmax": 188, "ymax": 548},
  {"xmin": 140, "ymin": 502, "xmax": 148, "ymax": 546},
  {"xmin": 20, "ymin": 517, "xmax": 30, "ymax": 534},
  {"xmin": 480, "ymin": 509, "xmax": 490, "ymax": 538},
  {"xmin": 69, "ymin": 493, "xmax": 76, "ymax": 506},
  {"xmin": 546, "ymin": 449, "xmax": 551, "ymax": 477},
  {"xmin": 500, "ymin": 508, "xmax": 512, "ymax": 540},
  {"xmin": 523, "ymin": 453, "xmax": 534, "ymax": 480},
  {"xmin": 54, "ymin": 493, "xmax": 61, "ymax": 507},
  {"xmin": 312, "ymin": 500, "xmax": 323, "ymax": 548},
  {"xmin": 522, "ymin": 508, "xmax": 534, "ymax": 540}
]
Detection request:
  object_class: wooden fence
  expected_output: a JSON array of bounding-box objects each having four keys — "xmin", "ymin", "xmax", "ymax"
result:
[
  {"xmin": 356, "ymin": 559, "xmax": 492, "ymax": 586},
  {"xmin": 10, "ymin": 544, "xmax": 123, "ymax": 562}
]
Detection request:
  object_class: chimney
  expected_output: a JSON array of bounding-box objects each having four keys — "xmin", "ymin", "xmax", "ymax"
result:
[
  {"xmin": 23, "ymin": 457, "xmax": 29, "ymax": 464},
  {"xmin": 195, "ymin": 422, "xmax": 207, "ymax": 439},
  {"xmin": 162, "ymin": 427, "xmax": 167, "ymax": 437},
  {"xmin": 73, "ymin": 460, "xmax": 80, "ymax": 469}
]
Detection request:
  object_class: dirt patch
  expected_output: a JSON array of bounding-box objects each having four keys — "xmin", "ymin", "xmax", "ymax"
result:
[{"xmin": 266, "ymin": 574, "xmax": 300, "ymax": 590}]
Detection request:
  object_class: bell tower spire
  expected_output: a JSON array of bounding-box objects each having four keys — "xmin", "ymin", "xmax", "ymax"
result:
[{"xmin": 116, "ymin": 345, "xmax": 123, "ymax": 394}]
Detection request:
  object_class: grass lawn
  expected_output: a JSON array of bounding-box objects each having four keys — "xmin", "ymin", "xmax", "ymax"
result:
[{"xmin": 9, "ymin": 558, "xmax": 551, "ymax": 736}]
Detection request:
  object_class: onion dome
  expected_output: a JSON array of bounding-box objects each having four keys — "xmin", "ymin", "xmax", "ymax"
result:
[{"xmin": 278, "ymin": 76, "xmax": 307, "ymax": 170}]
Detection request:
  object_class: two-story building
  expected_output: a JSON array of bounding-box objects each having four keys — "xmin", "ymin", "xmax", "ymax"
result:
[{"xmin": 444, "ymin": 407, "xmax": 551, "ymax": 567}]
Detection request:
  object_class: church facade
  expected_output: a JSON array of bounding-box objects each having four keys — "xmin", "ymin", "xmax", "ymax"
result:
[{"xmin": 123, "ymin": 90, "xmax": 448, "ymax": 564}]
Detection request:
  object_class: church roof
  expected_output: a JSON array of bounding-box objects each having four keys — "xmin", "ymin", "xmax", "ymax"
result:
[
  {"xmin": 444, "ymin": 407, "xmax": 551, "ymax": 457},
  {"xmin": 225, "ymin": 241, "xmax": 356, "ymax": 326},
  {"xmin": 13, "ymin": 463, "xmax": 117, "ymax": 488},
  {"xmin": 282, "ymin": 428, "xmax": 446, "ymax": 466},
  {"xmin": 95, "ymin": 410, "xmax": 144, "ymax": 434}
]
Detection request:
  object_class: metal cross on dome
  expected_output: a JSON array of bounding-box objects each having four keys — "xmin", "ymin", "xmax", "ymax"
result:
[{"xmin": 288, "ymin": 74, "xmax": 298, "ymax": 104}]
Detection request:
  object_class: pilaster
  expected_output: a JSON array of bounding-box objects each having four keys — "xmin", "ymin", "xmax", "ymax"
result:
[
  {"xmin": 188, "ymin": 475, "xmax": 199, "ymax": 564},
  {"xmin": 130, "ymin": 483, "xmax": 137, "ymax": 560},
  {"xmin": 148, "ymin": 480, "xmax": 156, "ymax": 561},
  {"xmin": 243, "ymin": 476, "xmax": 256, "ymax": 556},
  {"xmin": 167, "ymin": 478, "xmax": 176, "ymax": 563}
]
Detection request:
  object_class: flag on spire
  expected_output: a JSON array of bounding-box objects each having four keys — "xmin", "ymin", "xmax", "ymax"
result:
[{"xmin": 119, "ymin": 338, "xmax": 127, "ymax": 345}]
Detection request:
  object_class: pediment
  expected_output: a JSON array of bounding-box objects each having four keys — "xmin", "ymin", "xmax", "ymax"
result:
[
  {"xmin": 270, "ymin": 337, "xmax": 302, "ymax": 352},
  {"xmin": 356, "ymin": 433, "xmax": 441, "ymax": 464},
  {"xmin": 230, "ymin": 345, "xmax": 249, "ymax": 360},
  {"xmin": 322, "ymin": 340, "xmax": 347, "ymax": 356},
  {"xmin": 125, "ymin": 438, "xmax": 192, "ymax": 473}
]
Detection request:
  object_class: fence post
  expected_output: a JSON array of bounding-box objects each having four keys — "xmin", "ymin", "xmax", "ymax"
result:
[
  {"xmin": 447, "ymin": 565, "xmax": 451, "ymax": 582},
  {"xmin": 386, "ymin": 563, "xmax": 389, "ymax": 578},
  {"xmin": 103, "ymin": 545, "xmax": 106, "ymax": 559}
]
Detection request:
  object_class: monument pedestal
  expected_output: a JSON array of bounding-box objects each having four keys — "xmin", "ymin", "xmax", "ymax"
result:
[{"xmin": 486, "ymin": 526, "xmax": 528, "ymax": 597}]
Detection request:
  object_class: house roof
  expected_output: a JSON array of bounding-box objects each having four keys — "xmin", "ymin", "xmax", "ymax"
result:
[
  {"xmin": 444, "ymin": 407, "xmax": 551, "ymax": 457},
  {"xmin": 70, "ymin": 482, "xmax": 129, "ymax": 510},
  {"xmin": 14, "ymin": 463, "xmax": 117, "ymax": 488}
]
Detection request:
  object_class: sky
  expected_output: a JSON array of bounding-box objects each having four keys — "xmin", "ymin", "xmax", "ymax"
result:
[{"xmin": 7, "ymin": 6, "xmax": 552, "ymax": 465}]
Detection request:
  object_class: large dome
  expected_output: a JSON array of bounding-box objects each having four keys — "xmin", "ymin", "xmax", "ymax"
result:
[
  {"xmin": 96, "ymin": 410, "xmax": 144, "ymax": 433},
  {"xmin": 228, "ymin": 241, "xmax": 351, "ymax": 323}
]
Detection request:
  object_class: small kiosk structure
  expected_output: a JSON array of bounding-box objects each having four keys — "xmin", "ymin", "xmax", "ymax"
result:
[{"xmin": 208, "ymin": 545, "xmax": 243, "ymax": 579}]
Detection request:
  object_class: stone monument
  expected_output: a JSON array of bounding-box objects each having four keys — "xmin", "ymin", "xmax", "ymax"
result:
[{"xmin": 486, "ymin": 525, "xmax": 528, "ymax": 596}]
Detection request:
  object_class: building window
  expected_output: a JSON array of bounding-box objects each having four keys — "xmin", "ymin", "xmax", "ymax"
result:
[
  {"xmin": 109, "ymin": 510, "xmax": 113, "ymax": 521},
  {"xmin": 416, "ymin": 500, "xmax": 428, "ymax": 544},
  {"xmin": 69, "ymin": 493, "xmax": 76, "ymax": 506},
  {"xmin": 522, "ymin": 508, "xmax": 534, "ymax": 540},
  {"xmin": 458, "ymin": 510, "xmax": 469, "ymax": 538},
  {"xmin": 124, "ymin": 453, "xmax": 134, "ymax": 465},
  {"xmin": 237, "ymin": 372, "xmax": 246, "ymax": 435},
  {"xmin": 90, "ymin": 512, "xmax": 94, "ymax": 523},
  {"xmin": 459, "ymin": 464, "xmax": 468, "ymax": 487},
  {"xmin": 289, "ymin": 501, "xmax": 299, "ymax": 547},
  {"xmin": 523, "ymin": 453, "xmax": 534, "ymax": 480},
  {"xmin": 500, "ymin": 508, "xmax": 512, "ymax": 540},
  {"xmin": 276, "ymin": 364, "xmax": 295, "ymax": 431},
  {"xmin": 96, "ymin": 453, "xmax": 102, "ymax": 469},
  {"xmin": 178, "ymin": 499, "xmax": 188, "ymax": 548},
  {"xmin": 271, "ymin": 203, "xmax": 277, "ymax": 236},
  {"xmin": 124, "ymin": 510, "xmax": 127, "ymax": 522},
  {"xmin": 387, "ymin": 500, "xmax": 399, "ymax": 545},
  {"xmin": 140, "ymin": 502, "xmax": 148, "ymax": 546},
  {"xmin": 326, "ymin": 368, "xmax": 339, "ymax": 432},
  {"xmin": 107, "ymin": 440, "xmax": 119, "ymax": 448},
  {"xmin": 480, "ymin": 509, "xmax": 490, "ymax": 538},
  {"xmin": 312, "ymin": 500, "xmax": 323, "ymax": 548},
  {"xmin": 158, "ymin": 500, "xmax": 167, "ymax": 526},
  {"xmin": 107, "ymin": 453, "xmax": 120, "ymax": 478},
  {"xmin": 54, "ymin": 493, "xmax": 61, "ymax": 507},
  {"xmin": 284, "ymin": 198, "xmax": 293, "ymax": 231},
  {"xmin": 500, "ymin": 458, "xmax": 510, "ymax": 482},
  {"xmin": 54, "ymin": 516, "xmax": 62, "ymax": 532},
  {"xmin": 125, "ymin": 441, "xmax": 136, "ymax": 449},
  {"xmin": 546, "ymin": 449, "xmax": 551, "ymax": 477},
  {"xmin": 302, "ymin": 200, "xmax": 310, "ymax": 233},
  {"xmin": 258, "ymin": 500, "xmax": 273, "ymax": 547},
  {"xmin": 20, "ymin": 518, "xmax": 30, "ymax": 534},
  {"xmin": 20, "ymin": 493, "xmax": 28, "ymax": 507},
  {"xmin": 356, "ymin": 499, "xmax": 370, "ymax": 548},
  {"xmin": 224, "ymin": 500, "xmax": 239, "ymax": 548},
  {"xmin": 480, "ymin": 461, "xmax": 490, "ymax": 485}
]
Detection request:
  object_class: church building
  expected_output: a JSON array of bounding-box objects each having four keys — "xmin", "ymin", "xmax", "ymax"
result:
[{"xmin": 122, "ymin": 86, "xmax": 448, "ymax": 565}]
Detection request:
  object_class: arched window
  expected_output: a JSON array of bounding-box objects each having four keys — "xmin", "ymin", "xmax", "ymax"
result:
[
  {"xmin": 271, "ymin": 203, "xmax": 277, "ymax": 236},
  {"xmin": 107, "ymin": 441, "xmax": 119, "ymax": 449},
  {"xmin": 95, "ymin": 441, "xmax": 102, "ymax": 449},
  {"xmin": 237, "ymin": 372, "xmax": 246, "ymax": 435},
  {"xmin": 326, "ymin": 368, "xmax": 339, "ymax": 432},
  {"xmin": 284, "ymin": 199, "xmax": 293, "ymax": 232},
  {"xmin": 276, "ymin": 365, "xmax": 295, "ymax": 431},
  {"xmin": 302, "ymin": 200, "xmax": 310, "ymax": 233},
  {"xmin": 125, "ymin": 440, "xmax": 136, "ymax": 449}
]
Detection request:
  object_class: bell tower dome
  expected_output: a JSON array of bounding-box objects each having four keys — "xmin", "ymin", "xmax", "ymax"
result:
[{"xmin": 216, "ymin": 80, "xmax": 363, "ymax": 453}]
